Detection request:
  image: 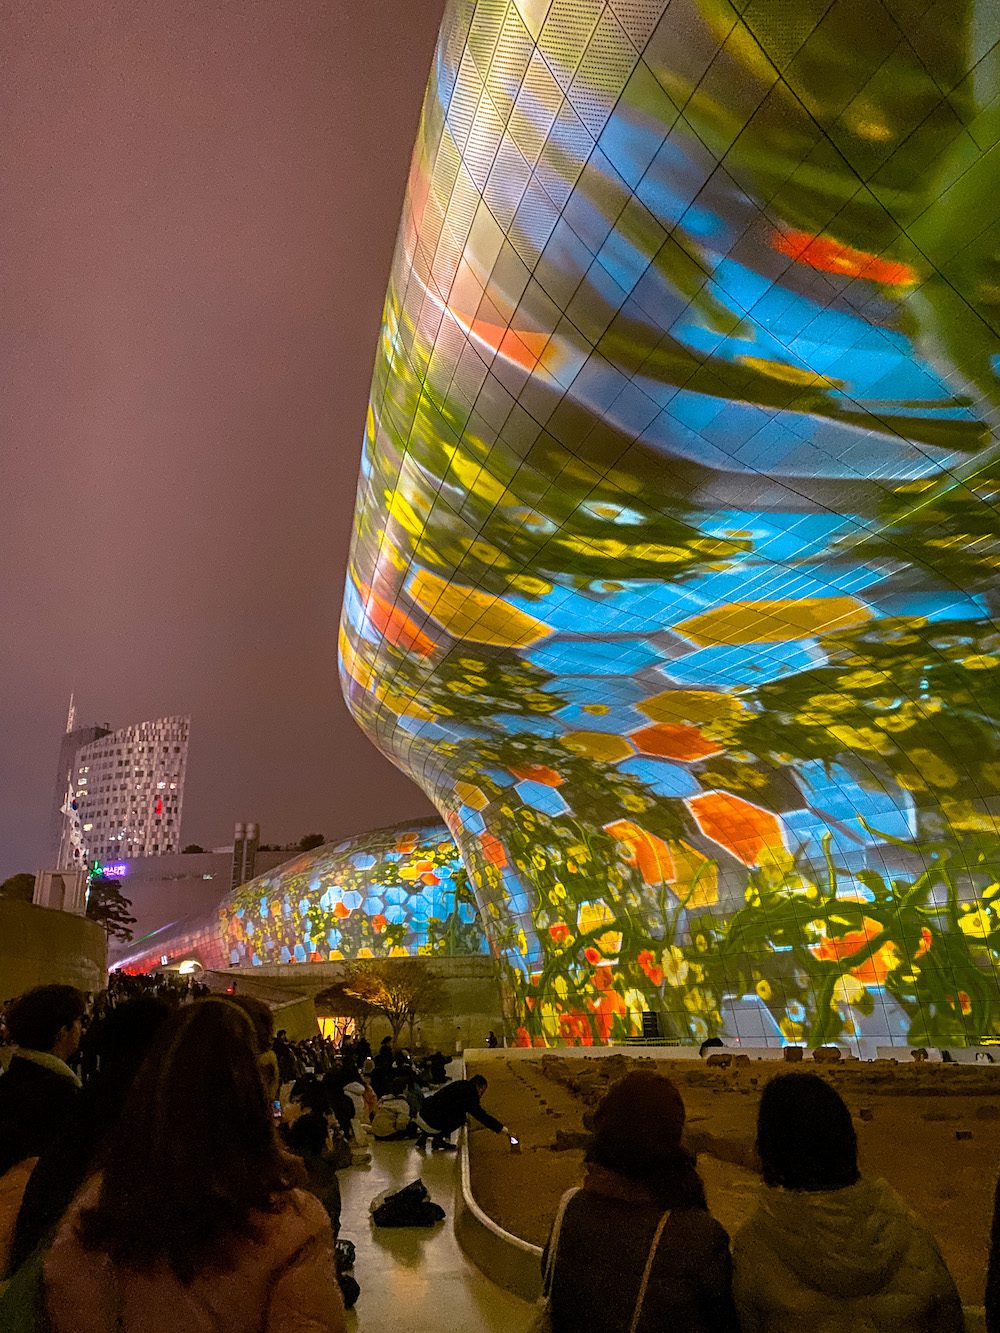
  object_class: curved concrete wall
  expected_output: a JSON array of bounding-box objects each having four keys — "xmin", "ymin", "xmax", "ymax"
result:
[{"xmin": 0, "ymin": 900, "xmax": 107, "ymax": 999}]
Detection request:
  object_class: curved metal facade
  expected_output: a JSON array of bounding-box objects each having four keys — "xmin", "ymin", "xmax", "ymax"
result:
[
  {"xmin": 341, "ymin": 0, "xmax": 1000, "ymax": 1048},
  {"xmin": 114, "ymin": 822, "xmax": 486, "ymax": 973}
]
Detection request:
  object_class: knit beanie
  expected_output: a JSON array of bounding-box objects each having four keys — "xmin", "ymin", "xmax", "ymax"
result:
[{"xmin": 588, "ymin": 1071, "xmax": 686, "ymax": 1179}]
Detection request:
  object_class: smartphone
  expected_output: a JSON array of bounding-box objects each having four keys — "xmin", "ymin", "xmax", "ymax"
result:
[{"xmin": 271, "ymin": 1100, "xmax": 282, "ymax": 1122}]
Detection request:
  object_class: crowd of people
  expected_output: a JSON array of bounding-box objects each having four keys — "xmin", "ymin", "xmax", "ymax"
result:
[
  {"xmin": 279, "ymin": 1031, "xmax": 510, "ymax": 1157},
  {"xmin": 0, "ymin": 975, "xmax": 997, "ymax": 1331},
  {"xmin": 0, "ymin": 974, "xmax": 512, "ymax": 1329}
]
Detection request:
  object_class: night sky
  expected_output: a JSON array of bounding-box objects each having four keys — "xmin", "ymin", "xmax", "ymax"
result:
[{"xmin": 1, "ymin": 1, "xmax": 448, "ymax": 878}]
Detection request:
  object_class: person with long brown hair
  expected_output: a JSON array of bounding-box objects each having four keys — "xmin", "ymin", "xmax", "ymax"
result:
[{"xmin": 43, "ymin": 998, "xmax": 345, "ymax": 1332}]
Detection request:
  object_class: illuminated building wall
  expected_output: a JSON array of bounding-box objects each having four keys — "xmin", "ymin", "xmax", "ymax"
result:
[
  {"xmin": 340, "ymin": 0, "xmax": 1000, "ymax": 1047},
  {"xmin": 113, "ymin": 821, "xmax": 487, "ymax": 973},
  {"xmin": 49, "ymin": 719, "xmax": 111, "ymax": 863},
  {"xmin": 59, "ymin": 716, "xmax": 190, "ymax": 868}
]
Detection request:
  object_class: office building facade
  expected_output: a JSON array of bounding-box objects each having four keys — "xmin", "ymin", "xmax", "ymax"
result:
[{"xmin": 58, "ymin": 715, "xmax": 191, "ymax": 867}]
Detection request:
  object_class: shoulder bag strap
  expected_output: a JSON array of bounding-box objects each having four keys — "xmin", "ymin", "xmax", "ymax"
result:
[
  {"xmin": 628, "ymin": 1210, "xmax": 671, "ymax": 1333},
  {"xmin": 541, "ymin": 1186, "xmax": 581, "ymax": 1296}
]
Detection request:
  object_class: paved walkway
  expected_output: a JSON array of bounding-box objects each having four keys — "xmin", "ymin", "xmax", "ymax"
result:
[{"xmin": 338, "ymin": 1137, "xmax": 533, "ymax": 1332}]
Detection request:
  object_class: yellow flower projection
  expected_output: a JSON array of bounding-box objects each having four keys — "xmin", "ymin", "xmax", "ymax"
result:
[{"xmin": 340, "ymin": 0, "xmax": 1000, "ymax": 1047}]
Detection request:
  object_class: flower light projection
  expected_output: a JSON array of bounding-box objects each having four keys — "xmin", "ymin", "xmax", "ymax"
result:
[
  {"xmin": 341, "ymin": 0, "xmax": 1000, "ymax": 1049},
  {"xmin": 112, "ymin": 823, "xmax": 486, "ymax": 973},
  {"xmin": 222, "ymin": 824, "xmax": 485, "ymax": 967}
]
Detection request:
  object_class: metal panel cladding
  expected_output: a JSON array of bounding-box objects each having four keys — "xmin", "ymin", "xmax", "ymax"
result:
[{"xmin": 341, "ymin": 0, "xmax": 1000, "ymax": 1049}]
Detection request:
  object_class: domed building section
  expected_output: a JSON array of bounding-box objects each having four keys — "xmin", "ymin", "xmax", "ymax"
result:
[
  {"xmin": 222, "ymin": 821, "xmax": 486, "ymax": 968},
  {"xmin": 113, "ymin": 820, "xmax": 487, "ymax": 976}
]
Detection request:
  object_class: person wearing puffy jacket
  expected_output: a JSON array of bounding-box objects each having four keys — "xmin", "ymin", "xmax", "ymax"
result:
[
  {"xmin": 341, "ymin": 1068, "xmax": 376, "ymax": 1140},
  {"xmin": 371, "ymin": 1078, "xmax": 414, "ymax": 1141},
  {"xmin": 43, "ymin": 999, "xmax": 345, "ymax": 1333},
  {"xmin": 987, "ymin": 1169, "xmax": 1000, "ymax": 1332},
  {"xmin": 732, "ymin": 1073, "xmax": 963, "ymax": 1333}
]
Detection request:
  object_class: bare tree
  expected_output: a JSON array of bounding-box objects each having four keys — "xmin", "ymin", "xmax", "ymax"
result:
[
  {"xmin": 314, "ymin": 981, "xmax": 378, "ymax": 1039},
  {"xmin": 341, "ymin": 958, "xmax": 445, "ymax": 1045}
]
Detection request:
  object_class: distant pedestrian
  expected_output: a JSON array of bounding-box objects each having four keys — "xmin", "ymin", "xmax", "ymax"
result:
[
  {"xmin": 486, "ymin": 1031, "xmax": 499, "ymax": 1049},
  {"xmin": 426, "ymin": 1051, "xmax": 449, "ymax": 1084}
]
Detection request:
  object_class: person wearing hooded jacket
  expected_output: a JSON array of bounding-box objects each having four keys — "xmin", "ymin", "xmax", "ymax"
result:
[
  {"xmin": 987, "ymin": 1169, "xmax": 1000, "ymax": 1332},
  {"xmin": 732, "ymin": 1072, "xmax": 963, "ymax": 1333}
]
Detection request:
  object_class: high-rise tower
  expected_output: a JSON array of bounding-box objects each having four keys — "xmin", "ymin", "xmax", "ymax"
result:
[
  {"xmin": 57, "ymin": 715, "xmax": 191, "ymax": 867},
  {"xmin": 49, "ymin": 695, "xmax": 111, "ymax": 862}
]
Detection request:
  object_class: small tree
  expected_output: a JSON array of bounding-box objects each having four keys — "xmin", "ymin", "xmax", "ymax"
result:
[
  {"xmin": 314, "ymin": 980, "xmax": 378, "ymax": 1038},
  {"xmin": 298, "ymin": 833, "xmax": 326, "ymax": 852},
  {"xmin": 342, "ymin": 958, "xmax": 446, "ymax": 1045},
  {"xmin": 86, "ymin": 876, "xmax": 137, "ymax": 942},
  {"xmin": 0, "ymin": 873, "xmax": 35, "ymax": 902},
  {"xmin": 181, "ymin": 843, "xmax": 205, "ymax": 854}
]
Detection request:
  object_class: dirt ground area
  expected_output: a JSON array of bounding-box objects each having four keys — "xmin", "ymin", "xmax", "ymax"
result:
[{"xmin": 467, "ymin": 1055, "xmax": 1000, "ymax": 1306}]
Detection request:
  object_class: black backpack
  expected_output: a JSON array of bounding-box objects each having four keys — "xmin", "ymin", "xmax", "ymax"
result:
[{"xmin": 370, "ymin": 1178, "xmax": 445, "ymax": 1228}]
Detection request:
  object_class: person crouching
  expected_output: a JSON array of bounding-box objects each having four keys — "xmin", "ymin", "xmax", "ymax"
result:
[{"xmin": 414, "ymin": 1074, "xmax": 508, "ymax": 1151}]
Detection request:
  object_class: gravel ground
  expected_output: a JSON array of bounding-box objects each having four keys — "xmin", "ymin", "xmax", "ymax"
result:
[{"xmin": 467, "ymin": 1056, "xmax": 1000, "ymax": 1306}]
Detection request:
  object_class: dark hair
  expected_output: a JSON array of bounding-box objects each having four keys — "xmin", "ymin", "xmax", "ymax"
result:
[
  {"xmin": 586, "ymin": 1071, "xmax": 706, "ymax": 1211},
  {"xmin": 756, "ymin": 1073, "xmax": 859, "ymax": 1192},
  {"xmin": 226, "ymin": 994, "xmax": 274, "ymax": 1052},
  {"xmin": 287, "ymin": 1111, "xmax": 328, "ymax": 1158},
  {"xmin": 90, "ymin": 997, "xmax": 170, "ymax": 1082},
  {"xmin": 7, "ymin": 985, "xmax": 86, "ymax": 1052},
  {"xmin": 699, "ymin": 1037, "xmax": 725, "ymax": 1057},
  {"xmin": 391, "ymin": 1076, "xmax": 407, "ymax": 1097},
  {"xmin": 78, "ymin": 999, "xmax": 304, "ymax": 1281},
  {"xmin": 470, "ymin": 1074, "xmax": 488, "ymax": 1091}
]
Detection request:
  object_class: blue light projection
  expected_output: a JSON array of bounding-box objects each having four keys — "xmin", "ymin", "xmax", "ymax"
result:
[{"xmin": 339, "ymin": 0, "xmax": 1000, "ymax": 1048}]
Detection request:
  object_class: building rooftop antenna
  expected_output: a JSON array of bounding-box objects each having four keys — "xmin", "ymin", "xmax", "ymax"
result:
[{"xmin": 66, "ymin": 691, "xmax": 76, "ymax": 734}]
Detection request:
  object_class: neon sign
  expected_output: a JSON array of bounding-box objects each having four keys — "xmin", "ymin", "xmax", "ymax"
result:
[{"xmin": 96, "ymin": 861, "xmax": 129, "ymax": 879}]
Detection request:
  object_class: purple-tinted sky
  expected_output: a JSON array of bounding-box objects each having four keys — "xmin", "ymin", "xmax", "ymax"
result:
[{"xmin": 1, "ymin": 1, "xmax": 448, "ymax": 877}]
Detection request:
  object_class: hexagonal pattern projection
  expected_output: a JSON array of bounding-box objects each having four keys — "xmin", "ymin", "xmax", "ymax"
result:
[
  {"xmin": 339, "ymin": 0, "xmax": 1000, "ymax": 1050},
  {"xmin": 114, "ymin": 823, "xmax": 487, "ymax": 973}
]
